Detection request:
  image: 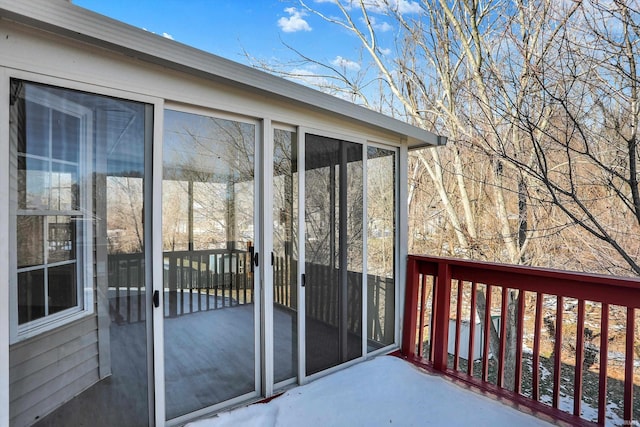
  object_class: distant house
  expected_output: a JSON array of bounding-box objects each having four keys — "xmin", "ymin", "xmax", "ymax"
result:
[{"xmin": 0, "ymin": 1, "xmax": 444, "ymax": 426}]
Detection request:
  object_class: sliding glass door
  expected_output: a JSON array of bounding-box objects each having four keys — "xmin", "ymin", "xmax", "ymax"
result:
[
  {"xmin": 8, "ymin": 80, "xmax": 154, "ymax": 427},
  {"xmin": 304, "ymin": 134, "xmax": 363, "ymax": 376},
  {"xmin": 366, "ymin": 146, "xmax": 397, "ymax": 351},
  {"xmin": 6, "ymin": 80, "xmax": 400, "ymax": 426},
  {"xmin": 162, "ymin": 109, "xmax": 258, "ymax": 421},
  {"xmin": 156, "ymin": 122, "xmax": 398, "ymax": 417}
]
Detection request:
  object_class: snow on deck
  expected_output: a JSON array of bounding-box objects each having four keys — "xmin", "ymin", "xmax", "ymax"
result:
[{"xmin": 187, "ymin": 356, "xmax": 553, "ymax": 427}]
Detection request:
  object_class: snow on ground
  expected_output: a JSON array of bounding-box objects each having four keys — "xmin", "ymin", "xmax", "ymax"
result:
[{"xmin": 187, "ymin": 356, "xmax": 553, "ymax": 427}]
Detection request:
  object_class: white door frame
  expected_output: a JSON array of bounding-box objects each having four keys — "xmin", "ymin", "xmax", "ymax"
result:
[
  {"xmin": 260, "ymin": 118, "xmax": 274, "ymax": 398},
  {"xmin": 151, "ymin": 99, "xmax": 165, "ymax": 427},
  {"xmin": 156, "ymin": 105, "xmax": 263, "ymax": 426}
]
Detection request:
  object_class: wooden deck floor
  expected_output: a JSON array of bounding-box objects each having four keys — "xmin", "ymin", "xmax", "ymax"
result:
[{"xmin": 32, "ymin": 291, "xmax": 345, "ymax": 427}]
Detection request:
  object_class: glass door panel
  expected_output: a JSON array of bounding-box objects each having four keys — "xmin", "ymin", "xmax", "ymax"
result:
[
  {"xmin": 9, "ymin": 80, "xmax": 152, "ymax": 427},
  {"xmin": 366, "ymin": 147, "xmax": 397, "ymax": 351},
  {"xmin": 162, "ymin": 110, "xmax": 257, "ymax": 420},
  {"xmin": 304, "ymin": 134, "xmax": 363, "ymax": 376},
  {"xmin": 273, "ymin": 129, "xmax": 298, "ymax": 384}
]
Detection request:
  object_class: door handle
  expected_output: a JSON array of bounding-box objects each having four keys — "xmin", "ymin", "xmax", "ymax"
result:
[
  {"xmin": 253, "ymin": 252, "xmax": 259, "ymax": 267},
  {"xmin": 153, "ymin": 290, "xmax": 160, "ymax": 308}
]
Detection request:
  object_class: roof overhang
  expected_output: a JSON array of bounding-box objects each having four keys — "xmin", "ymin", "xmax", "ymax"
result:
[
  {"xmin": 408, "ymin": 135, "xmax": 448, "ymax": 150},
  {"xmin": 0, "ymin": 0, "xmax": 446, "ymax": 148}
]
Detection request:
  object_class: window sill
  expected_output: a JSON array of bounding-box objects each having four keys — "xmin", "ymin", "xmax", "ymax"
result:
[{"xmin": 11, "ymin": 307, "xmax": 95, "ymax": 345}]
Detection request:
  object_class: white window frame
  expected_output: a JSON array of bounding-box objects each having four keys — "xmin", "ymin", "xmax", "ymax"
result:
[{"xmin": 10, "ymin": 81, "xmax": 94, "ymax": 344}]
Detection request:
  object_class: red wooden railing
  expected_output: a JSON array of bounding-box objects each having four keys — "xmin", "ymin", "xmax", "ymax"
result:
[{"xmin": 402, "ymin": 255, "xmax": 640, "ymax": 426}]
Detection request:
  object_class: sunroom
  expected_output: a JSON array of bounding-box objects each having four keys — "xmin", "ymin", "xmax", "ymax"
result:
[{"xmin": 0, "ymin": 1, "xmax": 444, "ymax": 426}]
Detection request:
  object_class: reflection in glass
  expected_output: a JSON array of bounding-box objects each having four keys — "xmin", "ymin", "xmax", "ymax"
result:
[
  {"xmin": 163, "ymin": 109, "xmax": 256, "ymax": 420},
  {"xmin": 23, "ymin": 100, "xmax": 50, "ymax": 157},
  {"xmin": 273, "ymin": 129, "xmax": 298, "ymax": 384},
  {"xmin": 18, "ymin": 156, "xmax": 49, "ymax": 210},
  {"xmin": 48, "ymin": 263, "xmax": 77, "ymax": 315},
  {"xmin": 305, "ymin": 134, "xmax": 363, "ymax": 376},
  {"xmin": 366, "ymin": 147, "xmax": 396, "ymax": 351},
  {"xmin": 10, "ymin": 79, "xmax": 152, "ymax": 426},
  {"xmin": 48, "ymin": 216, "xmax": 75, "ymax": 263},
  {"xmin": 17, "ymin": 216, "xmax": 44, "ymax": 268},
  {"xmin": 51, "ymin": 162, "xmax": 78, "ymax": 211},
  {"xmin": 18, "ymin": 270, "xmax": 45, "ymax": 324},
  {"xmin": 51, "ymin": 109, "xmax": 80, "ymax": 162}
]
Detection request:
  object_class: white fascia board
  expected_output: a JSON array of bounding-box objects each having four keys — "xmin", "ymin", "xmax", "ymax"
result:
[{"xmin": 0, "ymin": 0, "xmax": 445, "ymax": 148}]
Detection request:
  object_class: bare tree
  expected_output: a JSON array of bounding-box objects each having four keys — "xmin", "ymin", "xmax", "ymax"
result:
[
  {"xmin": 503, "ymin": 0, "xmax": 640, "ymax": 275},
  {"xmin": 261, "ymin": 0, "xmax": 640, "ymax": 276},
  {"xmin": 107, "ymin": 176, "xmax": 144, "ymax": 253},
  {"xmin": 245, "ymin": 1, "xmax": 640, "ymax": 396}
]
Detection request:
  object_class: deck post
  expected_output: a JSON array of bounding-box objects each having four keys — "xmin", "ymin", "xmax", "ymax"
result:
[
  {"xmin": 402, "ymin": 256, "xmax": 420, "ymax": 358},
  {"xmin": 432, "ymin": 261, "xmax": 452, "ymax": 372}
]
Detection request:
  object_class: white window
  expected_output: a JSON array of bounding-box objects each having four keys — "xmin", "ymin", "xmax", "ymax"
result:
[{"xmin": 10, "ymin": 80, "xmax": 94, "ymax": 342}]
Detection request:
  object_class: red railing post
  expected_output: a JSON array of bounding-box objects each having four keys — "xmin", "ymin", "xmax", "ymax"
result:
[
  {"xmin": 453, "ymin": 281, "xmax": 463, "ymax": 371},
  {"xmin": 402, "ymin": 256, "xmax": 420, "ymax": 359},
  {"xmin": 432, "ymin": 261, "xmax": 452, "ymax": 372},
  {"xmin": 623, "ymin": 307, "xmax": 635, "ymax": 425}
]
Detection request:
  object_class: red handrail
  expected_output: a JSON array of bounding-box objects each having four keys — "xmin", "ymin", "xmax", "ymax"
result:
[{"xmin": 402, "ymin": 255, "xmax": 640, "ymax": 427}]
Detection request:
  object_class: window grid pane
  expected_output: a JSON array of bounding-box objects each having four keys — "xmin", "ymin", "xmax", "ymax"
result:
[
  {"xmin": 48, "ymin": 263, "xmax": 78, "ymax": 315},
  {"xmin": 17, "ymin": 215, "xmax": 45, "ymax": 268},
  {"xmin": 18, "ymin": 269, "xmax": 46, "ymax": 324},
  {"xmin": 13, "ymin": 80, "xmax": 84, "ymax": 327}
]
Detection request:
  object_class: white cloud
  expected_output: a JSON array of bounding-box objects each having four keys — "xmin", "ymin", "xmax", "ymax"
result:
[
  {"xmin": 278, "ymin": 7, "xmax": 312, "ymax": 33},
  {"xmin": 141, "ymin": 28, "xmax": 175, "ymax": 40},
  {"xmin": 330, "ymin": 56, "xmax": 361, "ymax": 71},
  {"xmin": 391, "ymin": 0, "xmax": 422, "ymax": 14},
  {"xmin": 314, "ymin": 0, "xmax": 421, "ymax": 14},
  {"xmin": 364, "ymin": 16, "xmax": 393, "ymax": 32},
  {"xmin": 376, "ymin": 21, "xmax": 392, "ymax": 31},
  {"xmin": 379, "ymin": 47, "xmax": 392, "ymax": 56},
  {"xmin": 357, "ymin": 0, "xmax": 422, "ymax": 14}
]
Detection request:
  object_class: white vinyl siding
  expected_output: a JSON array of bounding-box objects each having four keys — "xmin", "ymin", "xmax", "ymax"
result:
[{"xmin": 9, "ymin": 316, "xmax": 99, "ymax": 427}]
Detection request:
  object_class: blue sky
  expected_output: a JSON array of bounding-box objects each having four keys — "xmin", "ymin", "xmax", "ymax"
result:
[
  {"xmin": 71, "ymin": 0, "xmax": 426, "ymax": 107},
  {"xmin": 72, "ymin": 1, "xmax": 368, "ymax": 69}
]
